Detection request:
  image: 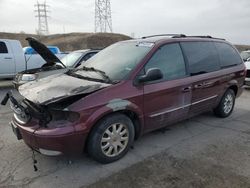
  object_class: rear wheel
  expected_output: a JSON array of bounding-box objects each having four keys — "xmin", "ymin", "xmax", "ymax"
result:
[
  {"xmin": 87, "ymin": 113, "xmax": 135, "ymax": 164},
  {"xmin": 214, "ymin": 89, "xmax": 235, "ymax": 118}
]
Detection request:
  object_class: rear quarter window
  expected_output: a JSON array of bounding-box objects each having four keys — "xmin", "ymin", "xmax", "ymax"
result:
[
  {"xmin": 181, "ymin": 41, "xmax": 220, "ymax": 76},
  {"xmin": 0, "ymin": 42, "xmax": 8, "ymax": 53},
  {"xmin": 214, "ymin": 42, "xmax": 243, "ymax": 68}
]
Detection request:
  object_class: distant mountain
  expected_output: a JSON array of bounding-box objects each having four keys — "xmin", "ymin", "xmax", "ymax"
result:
[
  {"xmin": 0, "ymin": 32, "xmax": 131, "ymax": 51},
  {"xmin": 0, "ymin": 32, "xmax": 249, "ymax": 52},
  {"xmin": 234, "ymin": 44, "xmax": 250, "ymax": 52}
]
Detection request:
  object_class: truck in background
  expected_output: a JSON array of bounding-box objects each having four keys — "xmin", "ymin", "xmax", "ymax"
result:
[{"xmin": 0, "ymin": 39, "xmax": 66, "ymax": 79}]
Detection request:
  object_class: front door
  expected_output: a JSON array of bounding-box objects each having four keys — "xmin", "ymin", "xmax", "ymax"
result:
[{"xmin": 142, "ymin": 43, "xmax": 192, "ymax": 132}]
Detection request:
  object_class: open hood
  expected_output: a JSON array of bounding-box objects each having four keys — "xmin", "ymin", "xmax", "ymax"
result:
[
  {"xmin": 26, "ymin": 37, "xmax": 65, "ymax": 67},
  {"xmin": 18, "ymin": 73, "xmax": 111, "ymax": 105}
]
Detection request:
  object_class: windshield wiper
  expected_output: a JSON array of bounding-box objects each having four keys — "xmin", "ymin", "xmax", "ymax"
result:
[
  {"xmin": 67, "ymin": 71, "xmax": 109, "ymax": 83},
  {"xmin": 81, "ymin": 66, "xmax": 113, "ymax": 83}
]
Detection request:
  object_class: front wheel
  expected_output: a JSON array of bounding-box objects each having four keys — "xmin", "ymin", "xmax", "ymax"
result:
[
  {"xmin": 214, "ymin": 89, "xmax": 235, "ymax": 118},
  {"xmin": 87, "ymin": 113, "xmax": 135, "ymax": 164}
]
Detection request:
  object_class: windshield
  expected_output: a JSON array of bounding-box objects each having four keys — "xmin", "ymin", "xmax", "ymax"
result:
[
  {"xmin": 240, "ymin": 51, "xmax": 250, "ymax": 61},
  {"xmin": 79, "ymin": 41, "xmax": 153, "ymax": 81},
  {"xmin": 61, "ymin": 52, "xmax": 83, "ymax": 67}
]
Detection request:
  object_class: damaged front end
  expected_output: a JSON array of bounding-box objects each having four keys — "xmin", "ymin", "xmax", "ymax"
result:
[
  {"xmin": 1, "ymin": 90, "xmax": 88, "ymax": 170},
  {"xmin": 4, "ymin": 72, "xmax": 111, "ymax": 128},
  {"xmin": 1, "ymin": 91, "xmax": 81, "ymax": 128},
  {"xmin": 2, "ymin": 64, "xmax": 113, "ymax": 160}
]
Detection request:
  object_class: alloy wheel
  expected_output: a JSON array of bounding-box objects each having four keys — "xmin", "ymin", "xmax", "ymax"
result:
[{"xmin": 101, "ymin": 123, "xmax": 129, "ymax": 157}]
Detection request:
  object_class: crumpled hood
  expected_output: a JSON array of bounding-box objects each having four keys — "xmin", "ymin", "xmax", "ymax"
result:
[
  {"xmin": 18, "ymin": 73, "xmax": 111, "ymax": 105},
  {"xmin": 26, "ymin": 37, "xmax": 64, "ymax": 67}
]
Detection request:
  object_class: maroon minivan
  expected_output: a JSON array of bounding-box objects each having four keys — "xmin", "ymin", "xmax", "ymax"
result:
[{"xmin": 3, "ymin": 34, "xmax": 246, "ymax": 163}]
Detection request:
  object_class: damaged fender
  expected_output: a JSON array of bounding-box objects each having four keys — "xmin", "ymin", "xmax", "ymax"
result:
[{"xmin": 78, "ymin": 98, "xmax": 144, "ymax": 136}]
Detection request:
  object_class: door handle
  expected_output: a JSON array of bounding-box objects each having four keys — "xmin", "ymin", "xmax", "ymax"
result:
[
  {"xmin": 194, "ymin": 83, "xmax": 203, "ymax": 89},
  {"xmin": 203, "ymin": 81, "xmax": 214, "ymax": 87},
  {"xmin": 182, "ymin": 86, "xmax": 192, "ymax": 92},
  {"xmin": 4, "ymin": 57, "xmax": 12, "ymax": 60}
]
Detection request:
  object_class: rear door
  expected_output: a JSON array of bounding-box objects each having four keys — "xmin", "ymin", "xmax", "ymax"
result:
[
  {"xmin": 142, "ymin": 43, "xmax": 192, "ymax": 132},
  {"xmin": 180, "ymin": 41, "xmax": 221, "ymax": 116},
  {"xmin": 0, "ymin": 41, "xmax": 15, "ymax": 77}
]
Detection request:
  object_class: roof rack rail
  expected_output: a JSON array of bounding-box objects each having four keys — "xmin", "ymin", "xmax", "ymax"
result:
[
  {"xmin": 142, "ymin": 34, "xmax": 186, "ymax": 39},
  {"xmin": 141, "ymin": 34, "xmax": 225, "ymax": 41},
  {"xmin": 174, "ymin": 35, "xmax": 225, "ymax": 40}
]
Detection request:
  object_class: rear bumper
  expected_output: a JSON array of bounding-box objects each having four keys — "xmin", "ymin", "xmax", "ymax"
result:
[{"xmin": 11, "ymin": 119, "xmax": 88, "ymax": 156}]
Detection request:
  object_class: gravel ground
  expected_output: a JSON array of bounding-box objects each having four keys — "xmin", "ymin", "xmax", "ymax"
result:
[
  {"xmin": 0, "ymin": 86, "xmax": 250, "ymax": 188},
  {"xmin": 87, "ymin": 89, "xmax": 250, "ymax": 188}
]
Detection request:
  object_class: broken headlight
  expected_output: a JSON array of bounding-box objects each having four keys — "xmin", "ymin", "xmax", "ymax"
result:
[
  {"xmin": 46, "ymin": 109, "xmax": 80, "ymax": 128},
  {"xmin": 10, "ymin": 100, "xmax": 31, "ymax": 124}
]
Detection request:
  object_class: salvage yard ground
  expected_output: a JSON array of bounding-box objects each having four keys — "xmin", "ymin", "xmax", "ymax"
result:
[{"xmin": 0, "ymin": 84, "xmax": 250, "ymax": 188}]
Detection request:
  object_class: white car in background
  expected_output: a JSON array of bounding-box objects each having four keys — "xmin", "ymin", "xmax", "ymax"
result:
[
  {"xmin": 241, "ymin": 50, "xmax": 250, "ymax": 62},
  {"xmin": 0, "ymin": 39, "xmax": 65, "ymax": 79},
  {"xmin": 13, "ymin": 37, "xmax": 101, "ymax": 87},
  {"xmin": 245, "ymin": 58, "xmax": 250, "ymax": 86}
]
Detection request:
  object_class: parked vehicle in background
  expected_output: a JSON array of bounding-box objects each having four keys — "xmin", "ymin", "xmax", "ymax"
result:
[
  {"xmin": 0, "ymin": 39, "xmax": 26, "ymax": 78},
  {"xmin": 244, "ymin": 58, "xmax": 250, "ymax": 86},
  {"xmin": 61, "ymin": 49, "xmax": 100, "ymax": 68},
  {"xmin": 23, "ymin": 45, "xmax": 66, "ymax": 71},
  {"xmin": 0, "ymin": 39, "xmax": 66, "ymax": 79},
  {"xmin": 3, "ymin": 34, "xmax": 246, "ymax": 164},
  {"xmin": 14, "ymin": 44, "xmax": 101, "ymax": 87},
  {"xmin": 23, "ymin": 46, "xmax": 62, "ymax": 55},
  {"xmin": 240, "ymin": 50, "xmax": 250, "ymax": 62}
]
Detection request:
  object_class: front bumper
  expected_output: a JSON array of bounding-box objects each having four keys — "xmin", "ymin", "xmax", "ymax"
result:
[{"xmin": 11, "ymin": 119, "xmax": 88, "ymax": 156}]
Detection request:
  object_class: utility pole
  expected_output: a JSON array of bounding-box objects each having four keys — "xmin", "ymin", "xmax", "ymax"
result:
[
  {"xmin": 95, "ymin": 0, "xmax": 113, "ymax": 33},
  {"xmin": 34, "ymin": 1, "xmax": 50, "ymax": 35}
]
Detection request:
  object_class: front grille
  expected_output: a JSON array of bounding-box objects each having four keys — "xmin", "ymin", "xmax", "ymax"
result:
[{"xmin": 247, "ymin": 70, "xmax": 250, "ymax": 78}]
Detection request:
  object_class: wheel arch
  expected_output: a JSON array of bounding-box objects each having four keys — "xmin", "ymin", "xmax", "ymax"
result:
[
  {"xmin": 84, "ymin": 107, "xmax": 144, "ymax": 152},
  {"xmin": 228, "ymin": 85, "xmax": 238, "ymax": 96}
]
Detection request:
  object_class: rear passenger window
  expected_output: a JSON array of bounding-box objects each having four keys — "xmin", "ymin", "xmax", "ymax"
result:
[
  {"xmin": 0, "ymin": 42, "xmax": 8, "ymax": 53},
  {"xmin": 181, "ymin": 42, "xmax": 220, "ymax": 76},
  {"xmin": 145, "ymin": 43, "xmax": 186, "ymax": 81},
  {"xmin": 214, "ymin": 42, "xmax": 242, "ymax": 68}
]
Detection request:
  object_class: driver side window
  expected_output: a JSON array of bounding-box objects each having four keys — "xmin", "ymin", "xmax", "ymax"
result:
[{"xmin": 145, "ymin": 43, "xmax": 187, "ymax": 81}]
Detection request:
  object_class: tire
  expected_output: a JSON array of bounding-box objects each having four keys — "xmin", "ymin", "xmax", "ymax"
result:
[
  {"xmin": 87, "ymin": 113, "xmax": 135, "ymax": 164},
  {"xmin": 214, "ymin": 89, "xmax": 235, "ymax": 118}
]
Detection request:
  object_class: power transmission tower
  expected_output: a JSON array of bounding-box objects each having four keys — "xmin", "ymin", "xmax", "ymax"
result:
[
  {"xmin": 34, "ymin": 1, "xmax": 50, "ymax": 35},
  {"xmin": 95, "ymin": 0, "xmax": 113, "ymax": 33}
]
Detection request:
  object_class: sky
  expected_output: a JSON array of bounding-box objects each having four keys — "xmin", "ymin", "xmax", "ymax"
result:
[{"xmin": 0, "ymin": 0, "xmax": 250, "ymax": 44}]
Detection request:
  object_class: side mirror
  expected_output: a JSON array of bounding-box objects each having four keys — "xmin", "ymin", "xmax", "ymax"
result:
[{"xmin": 138, "ymin": 68, "xmax": 163, "ymax": 83}]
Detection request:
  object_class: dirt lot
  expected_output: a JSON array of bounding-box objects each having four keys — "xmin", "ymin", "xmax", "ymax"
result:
[
  {"xmin": 87, "ymin": 90, "xmax": 250, "ymax": 188},
  {"xmin": 0, "ymin": 83, "xmax": 250, "ymax": 188}
]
